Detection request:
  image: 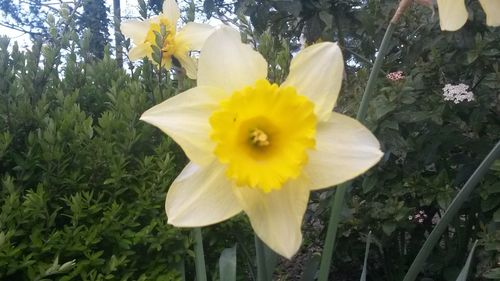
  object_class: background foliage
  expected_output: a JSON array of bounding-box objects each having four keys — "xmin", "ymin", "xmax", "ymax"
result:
[{"xmin": 0, "ymin": 0, "xmax": 499, "ymax": 280}]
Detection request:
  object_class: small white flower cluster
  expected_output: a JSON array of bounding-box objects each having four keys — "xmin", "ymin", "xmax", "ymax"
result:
[
  {"xmin": 408, "ymin": 210, "xmax": 428, "ymax": 224},
  {"xmin": 386, "ymin": 71, "xmax": 405, "ymax": 81},
  {"xmin": 442, "ymin": 83, "xmax": 475, "ymax": 104}
]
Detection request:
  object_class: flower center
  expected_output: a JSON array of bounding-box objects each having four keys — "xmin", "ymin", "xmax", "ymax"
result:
[
  {"xmin": 144, "ymin": 16, "xmax": 177, "ymax": 64},
  {"xmin": 250, "ymin": 128, "xmax": 270, "ymax": 147},
  {"xmin": 209, "ymin": 80, "xmax": 317, "ymax": 192}
]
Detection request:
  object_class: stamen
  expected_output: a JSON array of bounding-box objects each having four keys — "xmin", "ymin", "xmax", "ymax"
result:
[{"xmin": 250, "ymin": 129, "xmax": 270, "ymax": 146}]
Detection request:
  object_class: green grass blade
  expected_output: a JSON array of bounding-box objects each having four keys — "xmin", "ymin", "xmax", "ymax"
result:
[
  {"xmin": 219, "ymin": 245, "xmax": 237, "ymax": 281},
  {"xmin": 360, "ymin": 231, "xmax": 373, "ymax": 281},
  {"xmin": 455, "ymin": 240, "xmax": 479, "ymax": 281},
  {"xmin": 403, "ymin": 141, "xmax": 500, "ymax": 281}
]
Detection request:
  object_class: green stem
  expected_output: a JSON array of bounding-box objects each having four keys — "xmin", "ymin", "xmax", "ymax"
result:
[
  {"xmin": 317, "ymin": 22, "xmax": 397, "ymax": 281},
  {"xmin": 193, "ymin": 228, "xmax": 207, "ymax": 281},
  {"xmin": 403, "ymin": 140, "xmax": 500, "ymax": 281},
  {"xmin": 356, "ymin": 22, "xmax": 396, "ymax": 122},
  {"xmin": 318, "ymin": 183, "xmax": 348, "ymax": 280},
  {"xmin": 157, "ymin": 60, "xmax": 163, "ymax": 102}
]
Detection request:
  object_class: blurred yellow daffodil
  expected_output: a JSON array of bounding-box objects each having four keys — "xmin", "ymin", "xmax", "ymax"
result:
[
  {"xmin": 120, "ymin": 0, "xmax": 214, "ymax": 78},
  {"xmin": 140, "ymin": 26, "xmax": 383, "ymax": 258},
  {"xmin": 437, "ymin": 0, "xmax": 500, "ymax": 31}
]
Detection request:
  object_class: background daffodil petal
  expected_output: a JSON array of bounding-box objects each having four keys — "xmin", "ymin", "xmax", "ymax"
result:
[
  {"xmin": 174, "ymin": 52, "xmax": 198, "ymax": 79},
  {"xmin": 166, "ymin": 161, "xmax": 242, "ymax": 227},
  {"xmin": 232, "ymin": 179, "xmax": 310, "ymax": 259},
  {"xmin": 120, "ymin": 20, "xmax": 150, "ymax": 44},
  {"xmin": 128, "ymin": 43, "xmax": 150, "ymax": 61},
  {"xmin": 140, "ymin": 86, "xmax": 226, "ymax": 165},
  {"xmin": 437, "ymin": 0, "xmax": 468, "ymax": 31},
  {"xmin": 176, "ymin": 22, "xmax": 215, "ymax": 50},
  {"xmin": 303, "ymin": 112, "xmax": 383, "ymax": 190},
  {"xmin": 479, "ymin": 0, "xmax": 500, "ymax": 26},
  {"xmin": 281, "ymin": 42, "xmax": 344, "ymax": 122},
  {"xmin": 197, "ymin": 26, "xmax": 268, "ymax": 94},
  {"xmin": 162, "ymin": 0, "xmax": 180, "ymax": 25}
]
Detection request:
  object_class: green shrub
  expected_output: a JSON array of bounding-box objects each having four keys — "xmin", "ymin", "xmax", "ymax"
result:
[{"xmin": 0, "ymin": 36, "xmax": 191, "ymax": 280}]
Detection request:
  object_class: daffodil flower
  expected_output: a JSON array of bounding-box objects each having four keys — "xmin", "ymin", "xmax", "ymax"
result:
[
  {"xmin": 120, "ymin": 0, "xmax": 214, "ymax": 79},
  {"xmin": 140, "ymin": 26, "xmax": 383, "ymax": 258},
  {"xmin": 437, "ymin": 0, "xmax": 500, "ymax": 31}
]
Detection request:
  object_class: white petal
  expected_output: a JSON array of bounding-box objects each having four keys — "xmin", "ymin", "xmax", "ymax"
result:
[
  {"xmin": 175, "ymin": 52, "xmax": 198, "ymax": 79},
  {"xmin": 176, "ymin": 22, "xmax": 215, "ymax": 50},
  {"xmin": 232, "ymin": 179, "xmax": 310, "ymax": 259},
  {"xmin": 166, "ymin": 161, "xmax": 242, "ymax": 227},
  {"xmin": 197, "ymin": 26, "xmax": 268, "ymax": 94},
  {"xmin": 128, "ymin": 43, "xmax": 151, "ymax": 61},
  {"xmin": 437, "ymin": 0, "xmax": 468, "ymax": 31},
  {"xmin": 120, "ymin": 20, "xmax": 150, "ymax": 44},
  {"xmin": 163, "ymin": 0, "xmax": 180, "ymax": 25},
  {"xmin": 140, "ymin": 86, "xmax": 226, "ymax": 165},
  {"xmin": 282, "ymin": 42, "xmax": 344, "ymax": 122},
  {"xmin": 479, "ymin": 0, "xmax": 500, "ymax": 26},
  {"xmin": 304, "ymin": 112, "xmax": 383, "ymax": 190}
]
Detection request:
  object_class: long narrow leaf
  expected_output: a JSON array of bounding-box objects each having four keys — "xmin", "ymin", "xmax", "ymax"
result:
[
  {"xmin": 255, "ymin": 235, "xmax": 278, "ymax": 281},
  {"xmin": 403, "ymin": 141, "xmax": 500, "ymax": 281},
  {"xmin": 360, "ymin": 231, "xmax": 373, "ymax": 281},
  {"xmin": 219, "ymin": 245, "xmax": 237, "ymax": 281},
  {"xmin": 264, "ymin": 244, "xmax": 278, "ymax": 280},
  {"xmin": 255, "ymin": 235, "xmax": 268, "ymax": 281},
  {"xmin": 300, "ymin": 254, "xmax": 321, "ymax": 281},
  {"xmin": 455, "ymin": 240, "xmax": 479, "ymax": 281}
]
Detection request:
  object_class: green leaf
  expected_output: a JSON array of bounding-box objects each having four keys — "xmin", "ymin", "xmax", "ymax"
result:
[
  {"xmin": 491, "ymin": 160, "xmax": 500, "ymax": 172},
  {"xmin": 273, "ymin": 1, "xmax": 302, "ymax": 17},
  {"xmin": 483, "ymin": 268, "xmax": 500, "ymax": 279},
  {"xmin": 362, "ymin": 174, "xmax": 378, "ymax": 193},
  {"xmin": 203, "ymin": 0, "xmax": 215, "ymax": 19},
  {"xmin": 219, "ymin": 246, "xmax": 237, "ymax": 281},
  {"xmin": 493, "ymin": 209, "xmax": 500, "ymax": 223},
  {"xmin": 300, "ymin": 254, "xmax": 320, "ymax": 281},
  {"xmin": 371, "ymin": 95, "xmax": 396, "ymax": 120},
  {"xmin": 466, "ymin": 51, "xmax": 479, "ymax": 65},
  {"xmin": 177, "ymin": 260, "xmax": 186, "ymax": 281},
  {"xmin": 138, "ymin": 0, "xmax": 148, "ymax": 19},
  {"xmin": 455, "ymin": 240, "xmax": 478, "ymax": 281},
  {"xmin": 319, "ymin": 11, "xmax": 333, "ymax": 29},
  {"xmin": 382, "ymin": 222, "xmax": 396, "ymax": 236}
]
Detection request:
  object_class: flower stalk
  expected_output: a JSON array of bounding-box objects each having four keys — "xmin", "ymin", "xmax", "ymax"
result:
[
  {"xmin": 317, "ymin": 182, "xmax": 349, "ymax": 281},
  {"xmin": 356, "ymin": 22, "xmax": 396, "ymax": 122},
  {"xmin": 193, "ymin": 228, "xmax": 207, "ymax": 281},
  {"xmin": 318, "ymin": 1, "xmax": 409, "ymax": 279}
]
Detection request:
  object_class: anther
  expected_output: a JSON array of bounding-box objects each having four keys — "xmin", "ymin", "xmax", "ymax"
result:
[{"xmin": 250, "ymin": 129, "xmax": 270, "ymax": 146}]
